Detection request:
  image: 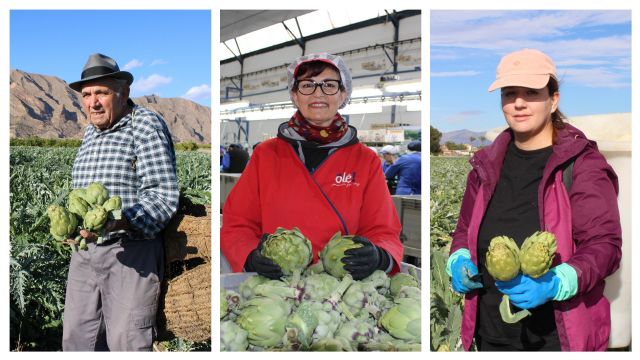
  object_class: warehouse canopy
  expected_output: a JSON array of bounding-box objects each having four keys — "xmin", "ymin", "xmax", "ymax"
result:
[
  {"xmin": 220, "ymin": 10, "xmax": 401, "ymax": 61},
  {"xmin": 220, "ymin": 10, "xmax": 313, "ymax": 43}
]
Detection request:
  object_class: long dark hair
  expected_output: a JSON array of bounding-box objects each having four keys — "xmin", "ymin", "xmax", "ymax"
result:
[{"xmin": 547, "ymin": 77, "xmax": 565, "ymax": 129}]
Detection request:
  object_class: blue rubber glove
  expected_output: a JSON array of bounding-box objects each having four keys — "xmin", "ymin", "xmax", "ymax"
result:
[
  {"xmin": 495, "ymin": 272, "xmax": 560, "ymax": 309},
  {"xmin": 451, "ymin": 257, "xmax": 483, "ymax": 293}
]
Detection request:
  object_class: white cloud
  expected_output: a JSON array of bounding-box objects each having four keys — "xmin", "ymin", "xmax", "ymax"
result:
[
  {"xmin": 122, "ymin": 59, "xmax": 143, "ymax": 71},
  {"xmin": 431, "ymin": 11, "xmax": 631, "ymax": 89},
  {"xmin": 431, "ymin": 71, "xmax": 481, "ymax": 78},
  {"xmin": 131, "ymin": 74, "xmax": 173, "ymax": 94},
  {"xmin": 151, "ymin": 59, "xmax": 168, "ymax": 66},
  {"xmin": 181, "ymin": 84, "xmax": 211, "ymax": 101},
  {"xmin": 561, "ymin": 67, "xmax": 629, "ymax": 88},
  {"xmin": 431, "ymin": 10, "xmax": 630, "ymax": 53}
]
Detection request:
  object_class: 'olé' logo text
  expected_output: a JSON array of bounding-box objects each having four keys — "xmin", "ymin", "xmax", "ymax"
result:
[{"xmin": 333, "ymin": 171, "xmax": 360, "ymax": 187}]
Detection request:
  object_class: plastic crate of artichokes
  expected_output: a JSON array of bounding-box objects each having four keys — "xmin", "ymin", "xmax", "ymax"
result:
[{"xmin": 220, "ymin": 228, "xmax": 421, "ymax": 351}]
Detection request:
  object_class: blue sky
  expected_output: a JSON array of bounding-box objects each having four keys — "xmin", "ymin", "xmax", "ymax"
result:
[
  {"xmin": 10, "ymin": 10, "xmax": 211, "ymax": 106},
  {"xmin": 430, "ymin": 10, "xmax": 631, "ymax": 133}
]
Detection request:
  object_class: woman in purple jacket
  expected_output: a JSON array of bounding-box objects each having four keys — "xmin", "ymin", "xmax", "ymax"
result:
[{"xmin": 446, "ymin": 49, "xmax": 622, "ymax": 351}]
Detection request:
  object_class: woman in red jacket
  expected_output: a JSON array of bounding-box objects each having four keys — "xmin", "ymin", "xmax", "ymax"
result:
[
  {"xmin": 447, "ymin": 49, "xmax": 621, "ymax": 351},
  {"xmin": 221, "ymin": 53, "xmax": 403, "ymax": 280}
]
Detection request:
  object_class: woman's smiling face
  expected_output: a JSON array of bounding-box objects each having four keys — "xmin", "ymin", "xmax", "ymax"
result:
[
  {"xmin": 501, "ymin": 86, "xmax": 559, "ymax": 142},
  {"xmin": 291, "ymin": 67, "xmax": 347, "ymax": 127}
]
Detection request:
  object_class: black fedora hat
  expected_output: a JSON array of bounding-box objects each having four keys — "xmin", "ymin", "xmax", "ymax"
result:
[{"xmin": 68, "ymin": 53, "xmax": 134, "ymax": 92}]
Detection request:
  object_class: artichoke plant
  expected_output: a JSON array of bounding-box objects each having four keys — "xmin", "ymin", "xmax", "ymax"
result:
[
  {"xmin": 83, "ymin": 206, "xmax": 108, "ymax": 231},
  {"xmin": 520, "ymin": 231, "xmax": 557, "ymax": 278},
  {"xmin": 47, "ymin": 204, "xmax": 78, "ymax": 240},
  {"xmin": 319, "ymin": 232, "xmax": 363, "ymax": 278},
  {"xmin": 261, "ymin": 227, "xmax": 313, "ymax": 276},
  {"xmin": 379, "ymin": 297, "xmax": 421, "ymax": 342},
  {"xmin": 485, "ymin": 235, "xmax": 521, "ymax": 281}
]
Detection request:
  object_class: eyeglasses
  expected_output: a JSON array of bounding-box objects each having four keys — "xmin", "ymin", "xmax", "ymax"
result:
[{"xmin": 296, "ymin": 80, "xmax": 342, "ymax": 95}]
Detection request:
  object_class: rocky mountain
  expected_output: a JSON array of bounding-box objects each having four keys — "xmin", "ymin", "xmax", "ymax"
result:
[
  {"xmin": 440, "ymin": 129, "xmax": 490, "ymax": 147},
  {"xmin": 10, "ymin": 69, "xmax": 211, "ymax": 144}
]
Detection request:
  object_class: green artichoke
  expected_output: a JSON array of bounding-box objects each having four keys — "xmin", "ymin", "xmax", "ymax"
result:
[
  {"xmin": 302, "ymin": 273, "xmax": 339, "ymax": 301},
  {"xmin": 83, "ymin": 206, "xmax": 108, "ymax": 231},
  {"xmin": 47, "ymin": 204, "xmax": 78, "ymax": 240},
  {"xmin": 220, "ymin": 290, "xmax": 229, "ymax": 319},
  {"xmin": 83, "ymin": 182, "xmax": 109, "ymax": 206},
  {"xmin": 220, "ymin": 320, "xmax": 249, "ymax": 351},
  {"xmin": 389, "ymin": 273, "xmax": 419, "ymax": 297},
  {"xmin": 67, "ymin": 195, "xmax": 91, "ymax": 218},
  {"xmin": 68, "ymin": 188, "xmax": 87, "ymax": 202},
  {"xmin": 236, "ymin": 296, "xmax": 291, "ymax": 348},
  {"xmin": 319, "ymin": 232, "xmax": 363, "ymax": 278},
  {"xmin": 238, "ymin": 275, "xmax": 270, "ymax": 301},
  {"xmin": 486, "ymin": 235, "xmax": 521, "ymax": 281},
  {"xmin": 261, "ymin": 227, "xmax": 312, "ymax": 276},
  {"xmin": 102, "ymin": 195, "xmax": 122, "ymax": 212},
  {"xmin": 520, "ymin": 231, "xmax": 557, "ymax": 278},
  {"xmin": 379, "ymin": 297, "xmax": 421, "ymax": 342},
  {"xmin": 283, "ymin": 301, "xmax": 320, "ymax": 349},
  {"xmin": 309, "ymin": 337, "xmax": 353, "ymax": 351},
  {"xmin": 336, "ymin": 318, "xmax": 378, "ymax": 347}
]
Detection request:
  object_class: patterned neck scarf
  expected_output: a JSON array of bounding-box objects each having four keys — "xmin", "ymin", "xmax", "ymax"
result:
[{"xmin": 287, "ymin": 110, "xmax": 348, "ymax": 144}]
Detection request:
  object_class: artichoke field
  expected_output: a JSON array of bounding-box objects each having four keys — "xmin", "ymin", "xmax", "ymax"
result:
[
  {"xmin": 221, "ymin": 230, "xmax": 422, "ymax": 351},
  {"xmin": 430, "ymin": 157, "xmax": 470, "ymax": 351}
]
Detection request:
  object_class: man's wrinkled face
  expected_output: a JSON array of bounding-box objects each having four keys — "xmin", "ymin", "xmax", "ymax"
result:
[{"xmin": 81, "ymin": 79, "xmax": 129, "ymax": 130}]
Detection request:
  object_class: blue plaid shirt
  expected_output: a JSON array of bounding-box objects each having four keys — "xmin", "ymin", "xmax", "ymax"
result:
[{"xmin": 72, "ymin": 103, "xmax": 179, "ymax": 241}]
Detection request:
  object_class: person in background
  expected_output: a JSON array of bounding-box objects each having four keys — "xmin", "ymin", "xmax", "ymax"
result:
[
  {"xmin": 221, "ymin": 143, "xmax": 250, "ymax": 173},
  {"xmin": 447, "ymin": 48, "xmax": 621, "ymax": 351},
  {"xmin": 221, "ymin": 52, "xmax": 403, "ymax": 280},
  {"xmin": 63, "ymin": 53, "xmax": 178, "ymax": 351},
  {"xmin": 380, "ymin": 144, "xmax": 398, "ymax": 172},
  {"xmin": 384, "ymin": 140, "xmax": 421, "ymax": 195}
]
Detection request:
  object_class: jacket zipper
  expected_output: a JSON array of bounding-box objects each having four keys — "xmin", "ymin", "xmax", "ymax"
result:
[{"xmin": 289, "ymin": 142, "xmax": 350, "ymax": 235}]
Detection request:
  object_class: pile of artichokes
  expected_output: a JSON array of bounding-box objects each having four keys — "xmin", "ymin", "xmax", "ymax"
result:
[
  {"xmin": 221, "ymin": 229, "xmax": 421, "ymax": 351},
  {"xmin": 485, "ymin": 231, "xmax": 557, "ymax": 323},
  {"xmin": 47, "ymin": 182, "xmax": 122, "ymax": 252}
]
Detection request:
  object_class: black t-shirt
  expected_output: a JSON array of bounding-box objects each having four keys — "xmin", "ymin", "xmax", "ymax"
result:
[{"xmin": 476, "ymin": 141, "xmax": 560, "ymax": 350}]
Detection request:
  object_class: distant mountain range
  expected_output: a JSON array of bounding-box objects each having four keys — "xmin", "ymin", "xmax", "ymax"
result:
[
  {"xmin": 10, "ymin": 69, "xmax": 211, "ymax": 144},
  {"xmin": 440, "ymin": 129, "xmax": 491, "ymax": 147}
]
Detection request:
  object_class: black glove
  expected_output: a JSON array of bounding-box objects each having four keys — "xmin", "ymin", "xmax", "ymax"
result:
[
  {"xmin": 243, "ymin": 234, "xmax": 283, "ymax": 279},
  {"xmin": 342, "ymin": 236, "xmax": 391, "ymax": 280}
]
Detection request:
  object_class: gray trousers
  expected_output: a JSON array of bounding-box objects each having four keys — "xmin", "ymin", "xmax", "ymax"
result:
[{"xmin": 62, "ymin": 238, "xmax": 164, "ymax": 351}]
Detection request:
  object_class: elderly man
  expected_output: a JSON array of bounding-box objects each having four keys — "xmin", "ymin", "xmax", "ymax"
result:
[{"xmin": 62, "ymin": 53, "xmax": 179, "ymax": 351}]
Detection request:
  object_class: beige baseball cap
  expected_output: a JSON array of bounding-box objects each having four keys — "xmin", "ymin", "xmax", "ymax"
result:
[{"xmin": 488, "ymin": 49, "xmax": 557, "ymax": 92}]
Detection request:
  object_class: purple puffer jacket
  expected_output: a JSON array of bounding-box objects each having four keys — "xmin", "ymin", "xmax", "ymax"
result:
[{"xmin": 450, "ymin": 123, "xmax": 622, "ymax": 351}]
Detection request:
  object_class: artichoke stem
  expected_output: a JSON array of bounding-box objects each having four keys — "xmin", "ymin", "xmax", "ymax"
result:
[{"xmin": 499, "ymin": 295, "xmax": 531, "ymax": 323}]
